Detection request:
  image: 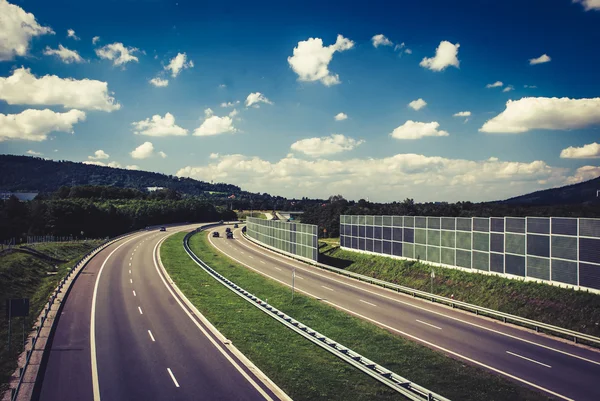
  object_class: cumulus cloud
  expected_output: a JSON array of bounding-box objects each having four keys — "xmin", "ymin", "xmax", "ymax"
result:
[
  {"xmin": 560, "ymin": 142, "xmax": 600, "ymax": 159},
  {"xmin": 420, "ymin": 41, "xmax": 460, "ymax": 72},
  {"xmin": 480, "ymin": 97, "xmax": 600, "ymax": 133},
  {"xmin": 92, "ymin": 36, "xmax": 100, "ymax": 45},
  {"xmin": 372, "ymin": 34, "xmax": 393, "ymax": 48},
  {"xmin": 67, "ymin": 29, "xmax": 79, "ymax": 40},
  {"xmin": 43, "ymin": 44, "xmax": 85, "ymax": 64},
  {"xmin": 245, "ymin": 92, "xmax": 273, "ymax": 108},
  {"xmin": 176, "ymin": 153, "xmax": 574, "ymax": 203},
  {"xmin": 565, "ymin": 165, "xmax": 600, "ymax": 184},
  {"xmin": 220, "ymin": 101, "xmax": 240, "ymax": 108},
  {"xmin": 158, "ymin": 151, "xmax": 167, "ymax": 158},
  {"xmin": 131, "ymin": 113, "xmax": 188, "ymax": 137},
  {"xmin": 88, "ymin": 149, "xmax": 109, "ymax": 160},
  {"xmin": 0, "ymin": 67, "xmax": 120, "ymax": 111},
  {"xmin": 95, "ymin": 42, "xmax": 140, "ymax": 66},
  {"xmin": 503, "ymin": 85, "xmax": 514, "ymax": 93},
  {"xmin": 0, "ymin": 0, "xmax": 54, "ymax": 61},
  {"xmin": 408, "ymin": 98, "xmax": 427, "ymax": 111},
  {"xmin": 287, "ymin": 34, "xmax": 354, "ymax": 86},
  {"xmin": 130, "ymin": 142, "xmax": 157, "ymax": 159},
  {"xmin": 290, "ymin": 134, "xmax": 364, "ymax": 157},
  {"xmin": 0, "ymin": 109, "xmax": 85, "ymax": 142},
  {"xmin": 529, "ymin": 54, "xmax": 551, "ymax": 65},
  {"xmin": 194, "ymin": 109, "xmax": 237, "ymax": 136},
  {"xmin": 334, "ymin": 112, "xmax": 348, "ymax": 121},
  {"xmin": 228, "ymin": 109, "xmax": 239, "ymax": 118},
  {"xmin": 453, "ymin": 111, "xmax": 471, "ymax": 117},
  {"xmin": 209, "ymin": 152, "xmax": 220, "ymax": 159},
  {"xmin": 486, "ymin": 81, "xmax": 503, "ymax": 88},
  {"xmin": 83, "ymin": 160, "xmax": 122, "ymax": 168},
  {"xmin": 149, "ymin": 77, "xmax": 169, "ymax": 87},
  {"xmin": 165, "ymin": 52, "xmax": 193, "ymax": 77},
  {"xmin": 126, "ymin": 165, "xmax": 140, "ymax": 170},
  {"xmin": 573, "ymin": 0, "xmax": 600, "ymax": 11},
  {"xmin": 26, "ymin": 150, "xmax": 42, "ymax": 156},
  {"xmin": 390, "ymin": 121, "xmax": 449, "ymax": 140}
]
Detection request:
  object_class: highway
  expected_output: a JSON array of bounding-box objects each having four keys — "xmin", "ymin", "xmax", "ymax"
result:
[
  {"xmin": 35, "ymin": 224, "xmax": 283, "ymax": 401},
  {"xmin": 209, "ymin": 225, "xmax": 600, "ymax": 401}
]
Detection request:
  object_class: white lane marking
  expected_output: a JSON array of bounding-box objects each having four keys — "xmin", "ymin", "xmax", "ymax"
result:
[
  {"xmin": 133, "ymin": 290, "xmax": 137, "ymax": 297},
  {"xmin": 321, "ymin": 285, "xmax": 334, "ymax": 291},
  {"xmin": 360, "ymin": 299, "xmax": 377, "ymax": 307},
  {"xmin": 129, "ymin": 262, "xmax": 131, "ymax": 267},
  {"xmin": 129, "ymin": 270, "xmax": 131, "ymax": 274},
  {"xmin": 295, "ymin": 275, "xmax": 304, "ymax": 280},
  {"xmin": 416, "ymin": 320, "xmax": 442, "ymax": 330},
  {"xmin": 130, "ymin": 257, "xmax": 132, "ymax": 261},
  {"xmin": 249, "ymin": 256, "xmax": 254, "ymax": 259},
  {"xmin": 153, "ymin": 237, "xmax": 275, "ymax": 401},
  {"xmin": 208, "ymin": 242, "xmax": 574, "ymax": 401},
  {"xmin": 507, "ymin": 351, "xmax": 552, "ymax": 368},
  {"xmin": 274, "ymin": 267, "xmax": 282, "ymax": 271},
  {"xmin": 91, "ymin": 232, "xmax": 148, "ymax": 401},
  {"xmin": 138, "ymin": 306, "xmax": 143, "ymax": 315},
  {"xmin": 260, "ymin": 260, "xmax": 266, "ymax": 264},
  {"xmin": 240, "ymin": 251, "xmax": 245, "ymax": 254},
  {"xmin": 130, "ymin": 279, "xmax": 133, "ymax": 284},
  {"xmin": 148, "ymin": 330, "xmax": 156, "ymax": 342},
  {"xmin": 234, "ymin": 234, "xmax": 600, "ymax": 367},
  {"xmin": 167, "ymin": 368, "xmax": 180, "ymax": 388}
]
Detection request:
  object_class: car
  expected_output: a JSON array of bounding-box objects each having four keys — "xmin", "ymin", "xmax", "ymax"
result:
[
  {"xmin": 159, "ymin": 227, "xmax": 166, "ymax": 232},
  {"xmin": 225, "ymin": 227, "xmax": 231, "ymax": 233},
  {"xmin": 212, "ymin": 231, "xmax": 220, "ymax": 237},
  {"xmin": 226, "ymin": 232, "xmax": 234, "ymax": 239},
  {"xmin": 234, "ymin": 223, "xmax": 239, "ymax": 228}
]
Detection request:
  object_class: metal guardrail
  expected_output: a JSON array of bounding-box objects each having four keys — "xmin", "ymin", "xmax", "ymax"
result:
[
  {"xmin": 242, "ymin": 231, "xmax": 600, "ymax": 348},
  {"xmin": 184, "ymin": 227, "xmax": 451, "ymax": 401}
]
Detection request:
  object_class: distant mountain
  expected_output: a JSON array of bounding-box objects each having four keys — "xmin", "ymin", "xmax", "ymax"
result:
[
  {"xmin": 0, "ymin": 155, "xmax": 240, "ymax": 196},
  {"xmin": 499, "ymin": 176, "xmax": 600, "ymax": 205}
]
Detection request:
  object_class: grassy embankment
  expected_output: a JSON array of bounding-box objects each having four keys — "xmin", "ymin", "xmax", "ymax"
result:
[
  {"xmin": 319, "ymin": 239, "xmax": 600, "ymax": 337},
  {"xmin": 0, "ymin": 241, "xmax": 103, "ymax": 393},
  {"xmin": 160, "ymin": 231, "xmax": 552, "ymax": 401},
  {"xmin": 236, "ymin": 211, "xmax": 268, "ymax": 220}
]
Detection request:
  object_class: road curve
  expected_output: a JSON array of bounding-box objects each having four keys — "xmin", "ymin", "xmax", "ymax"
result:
[
  {"xmin": 35, "ymin": 224, "xmax": 282, "ymax": 401},
  {"xmin": 210, "ymin": 225, "xmax": 600, "ymax": 401}
]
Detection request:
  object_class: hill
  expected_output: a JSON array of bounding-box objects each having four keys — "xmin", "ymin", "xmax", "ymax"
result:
[{"xmin": 499, "ymin": 176, "xmax": 600, "ymax": 205}]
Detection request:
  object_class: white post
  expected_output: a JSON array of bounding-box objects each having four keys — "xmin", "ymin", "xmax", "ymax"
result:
[{"xmin": 292, "ymin": 268, "xmax": 296, "ymax": 300}]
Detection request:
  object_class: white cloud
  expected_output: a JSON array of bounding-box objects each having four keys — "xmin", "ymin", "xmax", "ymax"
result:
[
  {"xmin": 130, "ymin": 142, "xmax": 155, "ymax": 159},
  {"xmin": 0, "ymin": 109, "xmax": 85, "ymax": 142},
  {"xmin": 158, "ymin": 151, "xmax": 167, "ymax": 159},
  {"xmin": 404, "ymin": 48, "xmax": 412, "ymax": 55},
  {"xmin": 228, "ymin": 109, "xmax": 239, "ymax": 118},
  {"xmin": 165, "ymin": 52, "xmax": 193, "ymax": 77},
  {"xmin": 0, "ymin": 0, "xmax": 54, "ymax": 61},
  {"xmin": 88, "ymin": 149, "xmax": 109, "ymax": 160},
  {"xmin": 0, "ymin": 67, "xmax": 120, "ymax": 111},
  {"xmin": 108, "ymin": 161, "xmax": 121, "ymax": 168},
  {"xmin": 390, "ymin": 121, "xmax": 449, "ymax": 140},
  {"xmin": 287, "ymin": 34, "xmax": 354, "ymax": 86},
  {"xmin": 480, "ymin": 97, "xmax": 600, "ymax": 133},
  {"xmin": 219, "ymin": 84, "xmax": 227, "ymax": 88},
  {"xmin": 529, "ymin": 54, "xmax": 551, "ymax": 65},
  {"xmin": 291, "ymin": 134, "xmax": 364, "ymax": 157},
  {"xmin": 565, "ymin": 165, "xmax": 600, "ymax": 184},
  {"xmin": 209, "ymin": 152, "xmax": 220, "ymax": 159},
  {"xmin": 67, "ymin": 29, "xmax": 79, "ymax": 40},
  {"xmin": 245, "ymin": 92, "xmax": 273, "ymax": 108},
  {"xmin": 26, "ymin": 150, "xmax": 42, "ymax": 156},
  {"xmin": 573, "ymin": 0, "xmax": 600, "ymax": 11},
  {"xmin": 560, "ymin": 142, "xmax": 600, "ymax": 159},
  {"xmin": 83, "ymin": 160, "xmax": 122, "ymax": 168},
  {"xmin": 43, "ymin": 44, "xmax": 85, "ymax": 64},
  {"xmin": 334, "ymin": 112, "xmax": 348, "ymax": 121},
  {"xmin": 524, "ymin": 85, "xmax": 537, "ymax": 89},
  {"xmin": 149, "ymin": 77, "xmax": 169, "ymax": 87},
  {"xmin": 131, "ymin": 113, "xmax": 188, "ymax": 137},
  {"xmin": 126, "ymin": 165, "xmax": 140, "ymax": 170},
  {"xmin": 486, "ymin": 81, "xmax": 503, "ymax": 88},
  {"xmin": 95, "ymin": 42, "xmax": 140, "ymax": 66},
  {"xmin": 194, "ymin": 110, "xmax": 237, "ymax": 137},
  {"xmin": 502, "ymin": 85, "xmax": 514, "ymax": 93},
  {"xmin": 92, "ymin": 36, "xmax": 100, "ymax": 45},
  {"xmin": 453, "ymin": 111, "xmax": 471, "ymax": 117},
  {"xmin": 420, "ymin": 41, "xmax": 460, "ymax": 72},
  {"xmin": 176, "ymin": 153, "xmax": 573, "ymax": 203},
  {"xmin": 408, "ymin": 98, "xmax": 427, "ymax": 111},
  {"xmin": 220, "ymin": 101, "xmax": 240, "ymax": 108},
  {"xmin": 372, "ymin": 34, "xmax": 393, "ymax": 48},
  {"xmin": 393, "ymin": 42, "xmax": 412, "ymax": 55}
]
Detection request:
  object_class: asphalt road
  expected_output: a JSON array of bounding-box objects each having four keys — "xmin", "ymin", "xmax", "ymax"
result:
[
  {"xmin": 210, "ymin": 226, "xmax": 600, "ymax": 401},
  {"xmin": 36, "ymin": 224, "xmax": 280, "ymax": 401}
]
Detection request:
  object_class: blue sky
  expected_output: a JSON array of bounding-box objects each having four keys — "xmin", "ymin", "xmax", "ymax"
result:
[{"xmin": 1, "ymin": 0, "xmax": 599, "ymax": 202}]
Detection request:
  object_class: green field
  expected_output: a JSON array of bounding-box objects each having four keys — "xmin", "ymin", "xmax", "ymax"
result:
[
  {"xmin": 320, "ymin": 241, "xmax": 600, "ymax": 338},
  {"xmin": 0, "ymin": 241, "xmax": 103, "ymax": 394},
  {"xmin": 160, "ymin": 231, "xmax": 551, "ymax": 401}
]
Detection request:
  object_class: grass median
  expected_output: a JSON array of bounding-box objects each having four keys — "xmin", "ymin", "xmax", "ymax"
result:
[
  {"xmin": 161, "ymin": 231, "xmax": 552, "ymax": 401},
  {"xmin": 319, "ymin": 241, "xmax": 600, "ymax": 338}
]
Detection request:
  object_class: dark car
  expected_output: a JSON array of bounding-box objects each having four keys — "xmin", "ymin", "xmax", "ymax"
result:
[
  {"xmin": 160, "ymin": 227, "xmax": 166, "ymax": 232},
  {"xmin": 212, "ymin": 231, "xmax": 220, "ymax": 237},
  {"xmin": 234, "ymin": 223, "xmax": 239, "ymax": 228},
  {"xmin": 225, "ymin": 227, "xmax": 231, "ymax": 233},
  {"xmin": 226, "ymin": 232, "xmax": 234, "ymax": 239}
]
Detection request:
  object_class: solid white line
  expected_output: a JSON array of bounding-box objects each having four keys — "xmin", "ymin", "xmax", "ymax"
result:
[
  {"xmin": 210, "ymin": 240, "xmax": 574, "ymax": 401},
  {"xmin": 167, "ymin": 368, "xmax": 180, "ymax": 388},
  {"xmin": 148, "ymin": 330, "xmax": 156, "ymax": 342},
  {"xmin": 360, "ymin": 299, "xmax": 377, "ymax": 307},
  {"xmin": 321, "ymin": 285, "xmax": 334, "ymax": 291},
  {"xmin": 91, "ymin": 233, "xmax": 147, "ymax": 401},
  {"xmin": 416, "ymin": 320, "xmax": 442, "ymax": 330},
  {"xmin": 133, "ymin": 290, "xmax": 136, "ymax": 297},
  {"xmin": 507, "ymin": 351, "xmax": 552, "ymax": 368},
  {"xmin": 138, "ymin": 306, "xmax": 143, "ymax": 315}
]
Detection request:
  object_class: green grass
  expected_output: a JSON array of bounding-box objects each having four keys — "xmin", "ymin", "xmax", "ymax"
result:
[
  {"xmin": 237, "ymin": 211, "xmax": 268, "ymax": 220},
  {"xmin": 320, "ymin": 243, "xmax": 600, "ymax": 338},
  {"xmin": 0, "ymin": 240, "xmax": 103, "ymax": 394},
  {"xmin": 161, "ymin": 231, "xmax": 552, "ymax": 401}
]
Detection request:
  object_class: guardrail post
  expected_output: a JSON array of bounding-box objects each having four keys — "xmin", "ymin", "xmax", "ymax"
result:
[
  {"xmin": 475, "ymin": 310, "xmax": 479, "ymax": 316},
  {"xmin": 503, "ymin": 317, "xmax": 506, "ymax": 323},
  {"xmin": 574, "ymin": 336, "xmax": 578, "ymax": 344},
  {"xmin": 535, "ymin": 326, "xmax": 539, "ymax": 333}
]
